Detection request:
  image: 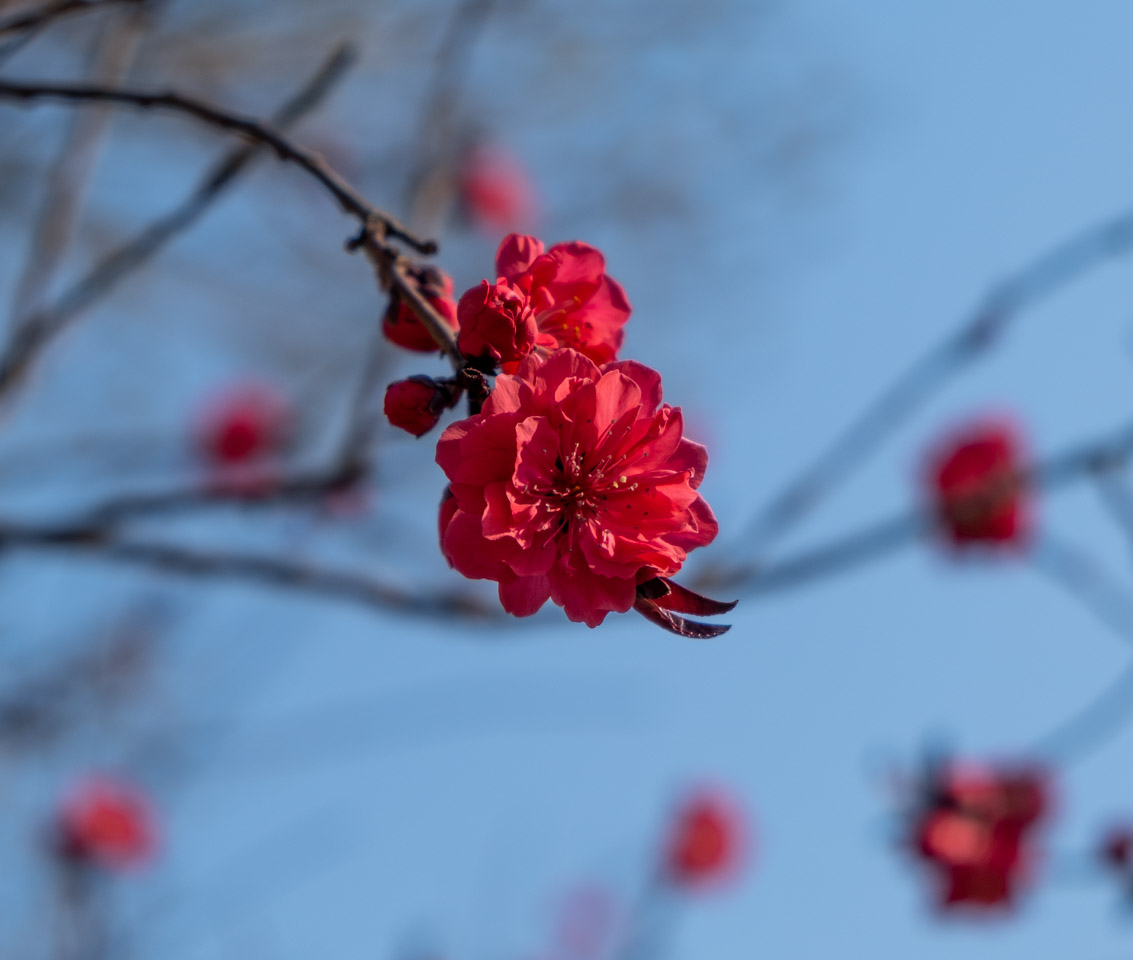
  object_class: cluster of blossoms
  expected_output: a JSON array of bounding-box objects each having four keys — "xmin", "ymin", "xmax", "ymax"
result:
[
  {"xmin": 907, "ymin": 760, "xmax": 1049, "ymax": 910},
  {"xmin": 54, "ymin": 775, "xmax": 157, "ymax": 871},
  {"xmin": 382, "ymin": 235, "xmax": 733, "ymax": 634}
]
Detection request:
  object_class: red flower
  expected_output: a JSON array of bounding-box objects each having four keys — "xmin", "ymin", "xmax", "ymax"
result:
[
  {"xmin": 436, "ymin": 349, "xmax": 721, "ymax": 629},
  {"xmin": 492, "ymin": 234, "xmax": 631, "ymax": 367},
  {"xmin": 383, "ymin": 265, "xmax": 459, "ymax": 353},
  {"xmin": 196, "ymin": 382, "xmax": 291, "ymax": 467},
  {"xmin": 666, "ymin": 789, "xmax": 745, "ymax": 888},
  {"xmin": 456, "ymin": 278, "xmax": 539, "ymax": 365},
  {"xmin": 56, "ymin": 776, "xmax": 157, "ymax": 870},
  {"xmin": 384, "ymin": 376, "xmax": 458, "ymax": 438},
  {"xmin": 910, "ymin": 762, "xmax": 1048, "ymax": 910},
  {"xmin": 927, "ymin": 420, "xmax": 1029, "ymax": 547},
  {"xmin": 458, "ymin": 143, "xmax": 536, "ymax": 233}
]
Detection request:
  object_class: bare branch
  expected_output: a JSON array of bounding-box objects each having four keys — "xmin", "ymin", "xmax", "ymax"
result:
[
  {"xmin": 734, "ymin": 204, "xmax": 1133, "ymax": 560},
  {"xmin": 0, "ymin": 523, "xmax": 503, "ymax": 622},
  {"xmin": 0, "ymin": 77, "xmax": 437, "ymax": 252},
  {"xmin": 8, "ymin": 0, "xmax": 151, "ymax": 329},
  {"xmin": 0, "ymin": 44, "xmax": 358, "ymax": 411},
  {"xmin": 704, "ymin": 416, "xmax": 1133, "ymax": 597},
  {"xmin": 1026, "ymin": 533, "xmax": 1133, "ymax": 763},
  {"xmin": 0, "ymin": 0, "xmax": 142, "ymax": 64}
]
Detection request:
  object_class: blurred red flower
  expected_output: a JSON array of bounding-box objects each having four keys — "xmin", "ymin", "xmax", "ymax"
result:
[
  {"xmin": 56, "ymin": 775, "xmax": 157, "ymax": 870},
  {"xmin": 383, "ymin": 265, "xmax": 459, "ymax": 353},
  {"xmin": 458, "ymin": 143, "xmax": 537, "ymax": 233},
  {"xmin": 666, "ymin": 789, "xmax": 745, "ymax": 888},
  {"xmin": 911, "ymin": 762, "xmax": 1048, "ymax": 910},
  {"xmin": 926, "ymin": 419, "xmax": 1029, "ymax": 547},
  {"xmin": 195, "ymin": 381, "xmax": 291, "ymax": 468},
  {"xmin": 436, "ymin": 349, "xmax": 717, "ymax": 627}
]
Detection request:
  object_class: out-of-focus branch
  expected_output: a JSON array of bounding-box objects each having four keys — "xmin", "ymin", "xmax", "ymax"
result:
[
  {"xmin": 8, "ymin": 0, "xmax": 151, "ymax": 331},
  {"xmin": 9, "ymin": 417, "xmax": 1133, "ymax": 624},
  {"xmin": 702, "ymin": 416, "xmax": 1133, "ymax": 596},
  {"xmin": 404, "ymin": 0, "xmax": 497, "ymax": 230},
  {"xmin": 1027, "ymin": 533, "xmax": 1133, "ymax": 763},
  {"xmin": 0, "ymin": 43, "xmax": 357, "ymax": 413},
  {"xmin": 0, "ymin": 0, "xmax": 140, "ymax": 38},
  {"xmin": 0, "ymin": 525, "xmax": 501, "ymax": 621},
  {"xmin": 0, "ymin": 78, "xmax": 437, "ymax": 252},
  {"xmin": 733, "ymin": 204, "xmax": 1133, "ymax": 561},
  {"xmin": 0, "ymin": 0, "xmax": 142, "ymax": 63}
]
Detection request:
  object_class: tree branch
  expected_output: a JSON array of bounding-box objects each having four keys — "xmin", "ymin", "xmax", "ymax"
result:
[
  {"xmin": 733, "ymin": 204, "xmax": 1133, "ymax": 561},
  {"xmin": 0, "ymin": 75, "xmax": 466, "ymax": 374},
  {"xmin": 0, "ymin": 44, "xmax": 358, "ymax": 411}
]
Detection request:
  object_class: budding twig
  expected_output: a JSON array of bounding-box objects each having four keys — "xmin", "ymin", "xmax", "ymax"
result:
[{"xmin": 0, "ymin": 44, "xmax": 359, "ymax": 413}]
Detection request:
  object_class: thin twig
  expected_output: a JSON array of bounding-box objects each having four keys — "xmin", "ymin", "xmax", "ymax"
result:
[
  {"xmin": 0, "ymin": 0, "xmax": 141, "ymax": 63},
  {"xmin": 0, "ymin": 43, "xmax": 358, "ymax": 412},
  {"xmin": 0, "ymin": 0, "xmax": 140, "ymax": 38},
  {"xmin": 0, "ymin": 78, "xmax": 437, "ymax": 252},
  {"xmin": 701, "ymin": 415, "xmax": 1133, "ymax": 597},
  {"xmin": 734, "ymin": 204, "xmax": 1133, "ymax": 560},
  {"xmin": 404, "ymin": 0, "xmax": 497, "ymax": 229},
  {"xmin": 8, "ymin": 0, "xmax": 151, "ymax": 327},
  {"xmin": 1027, "ymin": 532, "xmax": 1133, "ymax": 763}
]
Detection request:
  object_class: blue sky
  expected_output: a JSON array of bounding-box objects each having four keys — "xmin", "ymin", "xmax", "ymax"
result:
[{"xmin": 6, "ymin": 1, "xmax": 1133, "ymax": 957}]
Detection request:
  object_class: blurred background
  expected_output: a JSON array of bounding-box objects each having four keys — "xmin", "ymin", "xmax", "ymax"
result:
[{"xmin": 3, "ymin": 0, "xmax": 1133, "ymax": 956}]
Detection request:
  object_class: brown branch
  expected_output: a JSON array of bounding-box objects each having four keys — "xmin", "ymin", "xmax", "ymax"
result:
[
  {"xmin": 733, "ymin": 204, "xmax": 1133, "ymax": 561},
  {"xmin": 0, "ymin": 522, "xmax": 502, "ymax": 621},
  {"xmin": 0, "ymin": 77, "xmax": 437, "ymax": 253},
  {"xmin": 8, "ymin": 416, "xmax": 1133, "ymax": 626},
  {"xmin": 0, "ymin": 75, "xmax": 465, "ymax": 380},
  {"xmin": 0, "ymin": 0, "xmax": 142, "ymax": 64},
  {"xmin": 0, "ymin": 43, "xmax": 358, "ymax": 411}
]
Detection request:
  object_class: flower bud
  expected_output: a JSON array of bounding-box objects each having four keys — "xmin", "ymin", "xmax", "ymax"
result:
[
  {"xmin": 456, "ymin": 278, "xmax": 538, "ymax": 366},
  {"xmin": 383, "ymin": 266, "xmax": 459, "ymax": 353},
  {"xmin": 384, "ymin": 376, "xmax": 455, "ymax": 438}
]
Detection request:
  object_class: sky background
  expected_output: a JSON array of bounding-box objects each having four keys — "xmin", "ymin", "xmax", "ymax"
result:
[{"xmin": 4, "ymin": 1, "xmax": 1133, "ymax": 957}]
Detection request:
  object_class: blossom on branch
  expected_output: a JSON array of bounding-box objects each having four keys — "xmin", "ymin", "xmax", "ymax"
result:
[
  {"xmin": 55, "ymin": 775, "xmax": 157, "ymax": 871},
  {"xmin": 909, "ymin": 761, "xmax": 1048, "ymax": 911},
  {"xmin": 436, "ymin": 349, "xmax": 728, "ymax": 631},
  {"xmin": 926, "ymin": 419, "xmax": 1029, "ymax": 548},
  {"xmin": 383, "ymin": 265, "xmax": 459, "ymax": 353},
  {"xmin": 456, "ymin": 278, "xmax": 538, "ymax": 365},
  {"xmin": 457, "ymin": 235, "xmax": 631, "ymax": 370}
]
